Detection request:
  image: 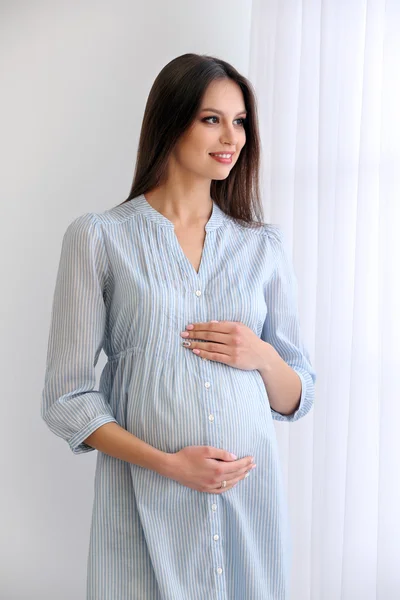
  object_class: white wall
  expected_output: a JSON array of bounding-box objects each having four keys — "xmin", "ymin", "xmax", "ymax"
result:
[{"xmin": 0, "ymin": 1, "xmax": 252, "ymax": 598}]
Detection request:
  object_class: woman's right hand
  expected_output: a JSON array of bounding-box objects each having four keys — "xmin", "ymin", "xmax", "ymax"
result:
[{"xmin": 163, "ymin": 446, "xmax": 256, "ymax": 493}]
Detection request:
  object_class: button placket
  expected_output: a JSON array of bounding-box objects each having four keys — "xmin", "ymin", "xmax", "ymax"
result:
[
  {"xmin": 193, "ymin": 282, "xmax": 225, "ymax": 596},
  {"xmin": 204, "ymin": 378, "xmax": 224, "ymax": 588}
]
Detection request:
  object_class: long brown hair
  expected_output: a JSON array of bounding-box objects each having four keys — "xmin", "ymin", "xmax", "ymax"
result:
[{"xmin": 118, "ymin": 53, "xmax": 265, "ymax": 229}]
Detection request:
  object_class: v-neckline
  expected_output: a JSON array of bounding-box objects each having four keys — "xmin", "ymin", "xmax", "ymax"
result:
[
  {"xmin": 169, "ymin": 227, "xmax": 208, "ymax": 279},
  {"xmin": 130, "ymin": 193, "xmax": 229, "ymax": 283}
]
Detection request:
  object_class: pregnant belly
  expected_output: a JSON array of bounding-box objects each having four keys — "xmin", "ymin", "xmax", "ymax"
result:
[{"xmin": 125, "ymin": 359, "xmax": 273, "ymax": 456}]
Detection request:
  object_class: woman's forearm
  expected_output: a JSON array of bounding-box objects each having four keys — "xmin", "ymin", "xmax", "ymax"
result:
[
  {"xmin": 257, "ymin": 341, "xmax": 302, "ymax": 416},
  {"xmin": 83, "ymin": 422, "xmax": 173, "ymax": 476}
]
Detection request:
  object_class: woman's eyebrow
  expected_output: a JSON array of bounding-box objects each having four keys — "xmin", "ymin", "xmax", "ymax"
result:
[{"xmin": 200, "ymin": 108, "xmax": 247, "ymax": 116}]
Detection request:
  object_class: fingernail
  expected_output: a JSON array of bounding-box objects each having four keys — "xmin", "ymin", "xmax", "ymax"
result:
[{"xmin": 230, "ymin": 453, "xmax": 237, "ymax": 459}]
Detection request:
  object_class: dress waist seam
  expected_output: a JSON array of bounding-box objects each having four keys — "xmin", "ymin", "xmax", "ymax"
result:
[{"xmin": 107, "ymin": 345, "xmax": 145, "ymax": 362}]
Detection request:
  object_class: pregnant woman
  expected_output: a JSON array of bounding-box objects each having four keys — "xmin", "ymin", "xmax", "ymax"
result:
[{"xmin": 41, "ymin": 52, "xmax": 316, "ymax": 600}]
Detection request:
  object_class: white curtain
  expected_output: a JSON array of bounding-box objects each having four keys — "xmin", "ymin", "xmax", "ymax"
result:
[{"xmin": 249, "ymin": 1, "xmax": 400, "ymax": 598}]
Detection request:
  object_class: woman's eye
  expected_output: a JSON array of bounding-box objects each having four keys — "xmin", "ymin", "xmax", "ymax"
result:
[{"xmin": 202, "ymin": 116, "xmax": 247, "ymax": 126}]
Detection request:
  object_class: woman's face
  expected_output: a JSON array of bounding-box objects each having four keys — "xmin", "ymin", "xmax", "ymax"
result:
[{"xmin": 170, "ymin": 79, "xmax": 247, "ymax": 181}]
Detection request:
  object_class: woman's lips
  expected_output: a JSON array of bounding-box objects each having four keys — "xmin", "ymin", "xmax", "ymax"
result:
[{"xmin": 209, "ymin": 154, "xmax": 233, "ymax": 164}]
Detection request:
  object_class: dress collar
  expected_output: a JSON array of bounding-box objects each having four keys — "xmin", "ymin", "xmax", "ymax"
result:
[{"xmin": 129, "ymin": 193, "xmax": 228, "ymax": 231}]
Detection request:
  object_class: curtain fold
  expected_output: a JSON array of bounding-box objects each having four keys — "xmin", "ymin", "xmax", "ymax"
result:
[{"xmin": 249, "ymin": 1, "xmax": 400, "ymax": 598}]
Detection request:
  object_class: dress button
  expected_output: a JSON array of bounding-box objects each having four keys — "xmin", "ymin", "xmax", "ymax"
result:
[
  {"xmin": 217, "ymin": 567, "xmax": 223, "ymax": 575},
  {"xmin": 195, "ymin": 290, "xmax": 202, "ymax": 296},
  {"xmin": 213, "ymin": 534, "xmax": 219, "ymax": 541},
  {"xmin": 211, "ymin": 503, "xmax": 217, "ymax": 511},
  {"xmin": 205, "ymin": 382, "xmax": 210, "ymax": 388},
  {"xmin": 208, "ymin": 414, "xmax": 214, "ymax": 422}
]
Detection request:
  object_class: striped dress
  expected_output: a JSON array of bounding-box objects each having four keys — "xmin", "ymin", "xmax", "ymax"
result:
[{"xmin": 41, "ymin": 193, "xmax": 316, "ymax": 599}]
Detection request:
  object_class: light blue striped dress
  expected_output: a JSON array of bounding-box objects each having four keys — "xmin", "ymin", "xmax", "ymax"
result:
[{"xmin": 41, "ymin": 193, "xmax": 316, "ymax": 600}]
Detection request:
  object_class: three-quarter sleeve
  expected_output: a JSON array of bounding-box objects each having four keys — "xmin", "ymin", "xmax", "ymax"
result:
[
  {"xmin": 261, "ymin": 225, "xmax": 316, "ymax": 422},
  {"xmin": 41, "ymin": 212, "xmax": 118, "ymax": 454}
]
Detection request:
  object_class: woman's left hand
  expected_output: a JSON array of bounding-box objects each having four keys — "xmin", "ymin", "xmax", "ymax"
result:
[{"xmin": 180, "ymin": 320, "xmax": 267, "ymax": 371}]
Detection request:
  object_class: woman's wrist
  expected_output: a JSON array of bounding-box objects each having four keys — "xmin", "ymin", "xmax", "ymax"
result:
[{"xmin": 155, "ymin": 451, "xmax": 177, "ymax": 479}]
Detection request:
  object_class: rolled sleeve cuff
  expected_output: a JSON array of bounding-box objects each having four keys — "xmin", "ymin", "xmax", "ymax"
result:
[
  {"xmin": 270, "ymin": 370, "xmax": 314, "ymax": 422},
  {"xmin": 68, "ymin": 414, "xmax": 118, "ymax": 454}
]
